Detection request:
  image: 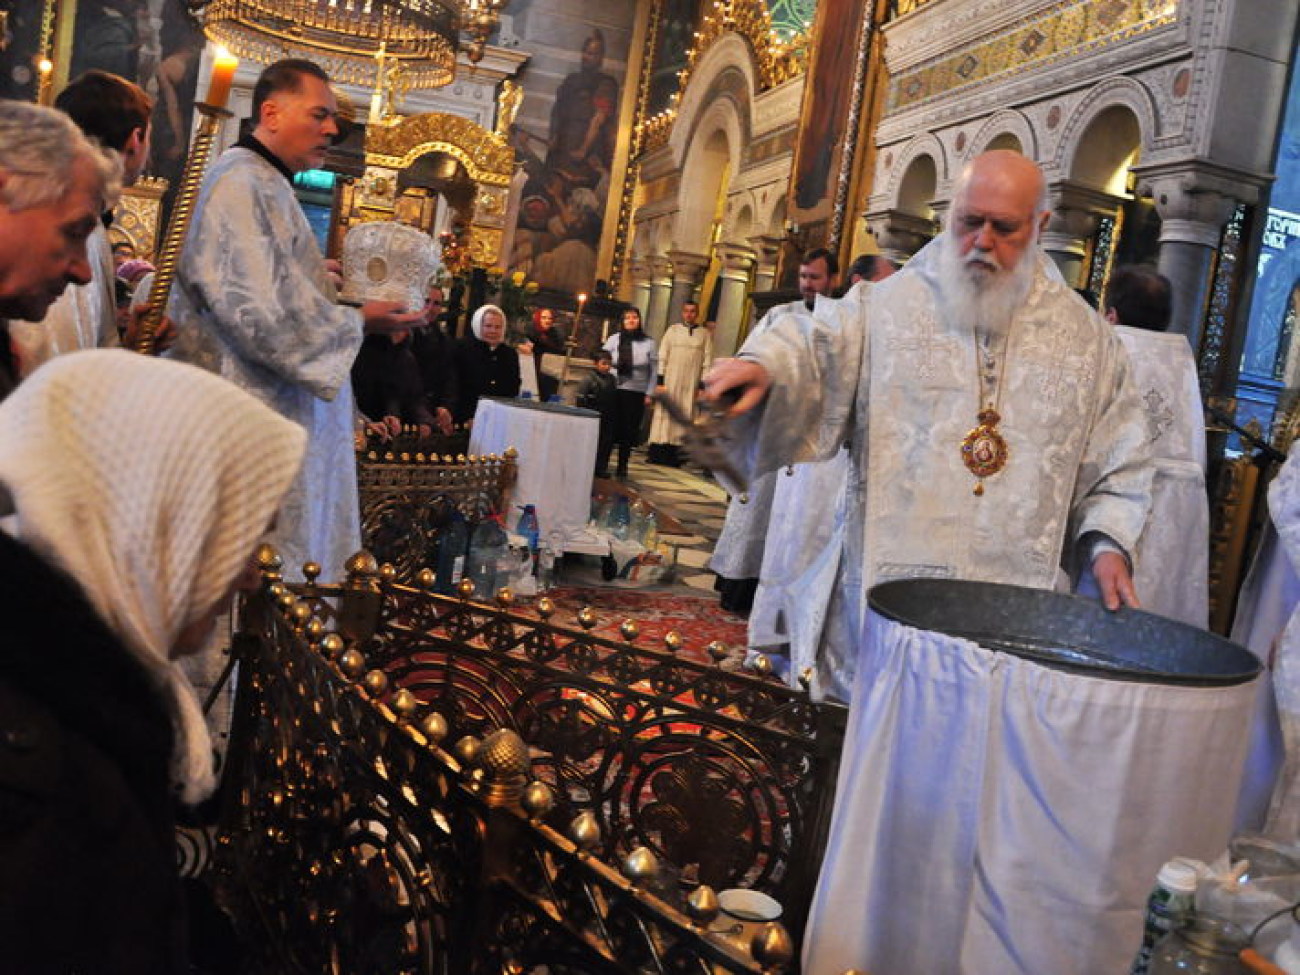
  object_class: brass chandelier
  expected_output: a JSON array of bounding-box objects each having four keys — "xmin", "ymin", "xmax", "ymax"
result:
[{"xmin": 191, "ymin": 0, "xmax": 507, "ymax": 91}]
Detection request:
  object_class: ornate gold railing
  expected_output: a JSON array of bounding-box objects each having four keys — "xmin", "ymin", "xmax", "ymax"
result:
[
  {"xmin": 356, "ymin": 444, "xmax": 513, "ymax": 583},
  {"xmin": 217, "ymin": 551, "xmax": 847, "ymax": 972}
]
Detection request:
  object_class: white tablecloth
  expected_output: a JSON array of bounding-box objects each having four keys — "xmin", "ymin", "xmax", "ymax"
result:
[
  {"xmin": 803, "ymin": 609, "xmax": 1259, "ymax": 975},
  {"xmin": 469, "ymin": 397, "xmax": 598, "ymax": 538}
]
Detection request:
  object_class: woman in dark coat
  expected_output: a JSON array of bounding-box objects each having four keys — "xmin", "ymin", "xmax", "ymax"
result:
[{"xmin": 454, "ymin": 303, "xmax": 521, "ymax": 425}]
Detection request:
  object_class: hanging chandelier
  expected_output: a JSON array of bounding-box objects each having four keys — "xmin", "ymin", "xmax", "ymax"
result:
[{"xmin": 191, "ymin": 0, "xmax": 507, "ymax": 91}]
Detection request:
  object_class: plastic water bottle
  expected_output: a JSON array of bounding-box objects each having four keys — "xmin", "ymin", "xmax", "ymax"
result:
[
  {"xmin": 642, "ymin": 510, "xmax": 658, "ymax": 550},
  {"xmin": 434, "ymin": 511, "xmax": 469, "ymax": 594},
  {"xmin": 515, "ymin": 504, "xmax": 540, "ymax": 554},
  {"xmin": 611, "ymin": 495, "xmax": 632, "ymax": 540},
  {"xmin": 1131, "ymin": 859, "xmax": 1199, "ymax": 975},
  {"xmin": 465, "ymin": 516, "xmax": 508, "ymax": 600}
]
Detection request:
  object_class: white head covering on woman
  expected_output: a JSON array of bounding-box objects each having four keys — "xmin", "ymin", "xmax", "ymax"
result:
[
  {"xmin": 471, "ymin": 303, "xmax": 506, "ymax": 345},
  {"xmin": 0, "ymin": 350, "xmax": 306, "ymax": 802}
]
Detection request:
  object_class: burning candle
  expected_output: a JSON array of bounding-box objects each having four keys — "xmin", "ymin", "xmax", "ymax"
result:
[{"xmin": 205, "ymin": 47, "xmax": 238, "ymax": 110}]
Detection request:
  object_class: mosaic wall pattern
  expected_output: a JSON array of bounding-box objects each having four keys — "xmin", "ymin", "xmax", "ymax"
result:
[
  {"xmin": 767, "ymin": 0, "xmax": 816, "ymax": 39},
  {"xmin": 886, "ymin": 0, "xmax": 1179, "ymax": 112}
]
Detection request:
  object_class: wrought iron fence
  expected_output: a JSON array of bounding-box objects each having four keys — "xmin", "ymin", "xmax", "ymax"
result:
[{"xmin": 216, "ymin": 550, "xmax": 847, "ymax": 972}]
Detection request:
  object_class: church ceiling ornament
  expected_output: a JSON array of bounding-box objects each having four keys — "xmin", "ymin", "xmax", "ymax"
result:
[
  {"xmin": 886, "ymin": 0, "xmax": 1179, "ymax": 113},
  {"xmin": 191, "ymin": 0, "xmax": 509, "ymax": 91},
  {"xmin": 639, "ymin": 0, "xmax": 807, "ymax": 156}
]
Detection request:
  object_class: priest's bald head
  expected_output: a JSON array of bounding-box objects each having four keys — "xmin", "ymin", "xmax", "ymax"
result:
[
  {"xmin": 939, "ymin": 150, "xmax": 1052, "ymax": 335},
  {"xmin": 0, "ymin": 100, "xmax": 121, "ymax": 321}
]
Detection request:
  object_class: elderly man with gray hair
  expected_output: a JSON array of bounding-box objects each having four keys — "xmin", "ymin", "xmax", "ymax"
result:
[{"xmin": 0, "ymin": 100, "xmax": 120, "ymax": 397}]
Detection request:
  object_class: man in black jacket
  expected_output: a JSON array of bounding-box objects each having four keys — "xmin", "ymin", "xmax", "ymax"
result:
[{"xmin": 409, "ymin": 282, "xmax": 457, "ymax": 433}]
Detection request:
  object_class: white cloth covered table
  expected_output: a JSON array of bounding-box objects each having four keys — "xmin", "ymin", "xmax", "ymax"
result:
[
  {"xmin": 803, "ymin": 607, "xmax": 1259, "ymax": 975},
  {"xmin": 469, "ymin": 397, "xmax": 598, "ymax": 538}
]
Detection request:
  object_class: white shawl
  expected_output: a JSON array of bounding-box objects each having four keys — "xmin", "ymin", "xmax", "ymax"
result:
[{"xmin": 0, "ymin": 349, "xmax": 306, "ymax": 802}]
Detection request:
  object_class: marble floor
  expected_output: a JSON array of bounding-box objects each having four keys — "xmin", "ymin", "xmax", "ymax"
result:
[{"xmin": 609, "ymin": 449, "xmax": 732, "ymax": 595}]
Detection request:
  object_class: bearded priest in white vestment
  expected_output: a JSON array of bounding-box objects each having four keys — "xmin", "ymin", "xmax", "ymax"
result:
[
  {"xmin": 704, "ymin": 151, "xmax": 1154, "ymax": 974},
  {"xmin": 169, "ymin": 60, "xmax": 420, "ymax": 580}
]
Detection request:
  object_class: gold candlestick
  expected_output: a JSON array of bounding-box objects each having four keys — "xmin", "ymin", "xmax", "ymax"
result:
[
  {"xmin": 131, "ymin": 102, "xmax": 232, "ymax": 355},
  {"xmin": 559, "ymin": 292, "xmax": 588, "ymax": 393}
]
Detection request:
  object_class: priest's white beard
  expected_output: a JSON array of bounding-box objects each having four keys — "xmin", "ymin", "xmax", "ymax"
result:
[{"xmin": 935, "ymin": 231, "xmax": 1038, "ymax": 341}]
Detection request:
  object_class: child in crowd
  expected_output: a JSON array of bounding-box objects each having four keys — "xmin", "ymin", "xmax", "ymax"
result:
[{"xmin": 577, "ymin": 349, "xmax": 617, "ymax": 478}]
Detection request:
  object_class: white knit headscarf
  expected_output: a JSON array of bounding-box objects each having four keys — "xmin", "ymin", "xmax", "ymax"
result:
[
  {"xmin": 0, "ymin": 350, "xmax": 307, "ymax": 803},
  {"xmin": 471, "ymin": 303, "xmax": 506, "ymax": 344}
]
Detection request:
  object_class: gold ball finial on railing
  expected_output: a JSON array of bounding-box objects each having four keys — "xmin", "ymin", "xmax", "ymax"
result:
[
  {"xmin": 457, "ymin": 578, "xmax": 476, "ymax": 600},
  {"xmin": 619, "ymin": 619, "xmax": 639, "ymax": 642},
  {"xmin": 503, "ymin": 446, "xmax": 519, "ymax": 461},
  {"xmin": 379, "ymin": 562, "xmax": 397, "ymax": 584},
  {"xmin": 415, "ymin": 568, "xmax": 436, "ymax": 590},
  {"xmin": 391, "ymin": 688, "xmax": 418, "ymax": 722},
  {"xmin": 663, "ymin": 631, "xmax": 683, "ymax": 653},
  {"xmin": 453, "ymin": 734, "xmax": 481, "ymax": 769},
  {"xmin": 304, "ymin": 618, "xmax": 324, "ymax": 644},
  {"xmin": 707, "ymin": 641, "xmax": 729, "ymax": 664},
  {"xmin": 622, "ymin": 847, "xmax": 658, "ymax": 886},
  {"xmin": 362, "ymin": 669, "xmax": 389, "ymax": 697},
  {"xmin": 536, "ymin": 596, "xmax": 555, "ymax": 619},
  {"xmin": 339, "ymin": 647, "xmax": 367, "ymax": 678},
  {"xmin": 290, "ymin": 601, "xmax": 313, "ymax": 631},
  {"xmin": 419, "ymin": 712, "xmax": 449, "ymax": 748},
  {"xmin": 568, "ymin": 810, "xmax": 601, "ymax": 852},
  {"xmin": 751, "ymin": 922, "xmax": 795, "ymax": 970},
  {"xmin": 686, "ymin": 885, "xmax": 720, "ymax": 929},
  {"xmin": 302, "ymin": 561, "xmax": 321, "ymax": 584},
  {"xmin": 495, "ymin": 588, "xmax": 514, "ymax": 608},
  {"xmin": 576, "ymin": 607, "xmax": 598, "ymax": 630},
  {"xmin": 749, "ymin": 653, "xmax": 773, "ymax": 677},
  {"xmin": 320, "ymin": 633, "xmax": 345, "ymax": 659},
  {"xmin": 255, "ymin": 544, "xmax": 283, "ymax": 577},
  {"xmin": 521, "ymin": 780, "xmax": 555, "ymax": 821}
]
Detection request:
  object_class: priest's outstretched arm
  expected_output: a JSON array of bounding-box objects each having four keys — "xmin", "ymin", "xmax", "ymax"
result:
[{"xmin": 702, "ymin": 299, "xmax": 863, "ymax": 483}]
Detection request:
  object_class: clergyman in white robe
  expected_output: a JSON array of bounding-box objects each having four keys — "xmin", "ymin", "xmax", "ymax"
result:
[
  {"xmin": 707, "ymin": 299, "xmax": 808, "ymax": 595},
  {"xmin": 647, "ymin": 316, "xmax": 713, "ymax": 447},
  {"xmin": 169, "ymin": 145, "xmax": 363, "ymax": 581},
  {"xmin": 747, "ymin": 289, "xmax": 864, "ymax": 697},
  {"xmin": 1115, "ymin": 325, "xmax": 1209, "ymax": 627}
]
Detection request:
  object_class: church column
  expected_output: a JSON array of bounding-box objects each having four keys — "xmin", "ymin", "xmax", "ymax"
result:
[
  {"xmin": 865, "ymin": 209, "xmax": 936, "ymax": 264},
  {"xmin": 748, "ymin": 235, "xmax": 783, "ymax": 293},
  {"xmin": 712, "ymin": 243, "xmax": 757, "ymax": 356},
  {"xmin": 665, "ymin": 248, "xmax": 710, "ymax": 329},
  {"xmin": 645, "ymin": 256, "xmax": 674, "ymax": 338},
  {"xmin": 1042, "ymin": 181, "xmax": 1120, "ymax": 289},
  {"xmin": 1134, "ymin": 162, "xmax": 1248, "ymax": 346},
  {"xmin": 628, "ymin": 258, "xmax": 652, "ymax": 319}
]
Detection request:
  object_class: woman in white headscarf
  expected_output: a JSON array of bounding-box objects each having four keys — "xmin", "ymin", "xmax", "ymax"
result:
[
  {"xmin": 0, "ymin": 349, "xmax": 305, "ymax": 973},
  {"xmin": 453, "ymin": 303, "xmax": 521, "ymax": 424}
]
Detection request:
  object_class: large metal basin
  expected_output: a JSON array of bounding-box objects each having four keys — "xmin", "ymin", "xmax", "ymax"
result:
[{"xmin": 868, "ymin": 579, "xmax": 1261, "ymax": 686}]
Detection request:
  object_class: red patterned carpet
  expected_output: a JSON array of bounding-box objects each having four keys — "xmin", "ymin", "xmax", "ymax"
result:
[{"xmin": 520, "ymin": 585, "xmax": 749, "ymax": 663}]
